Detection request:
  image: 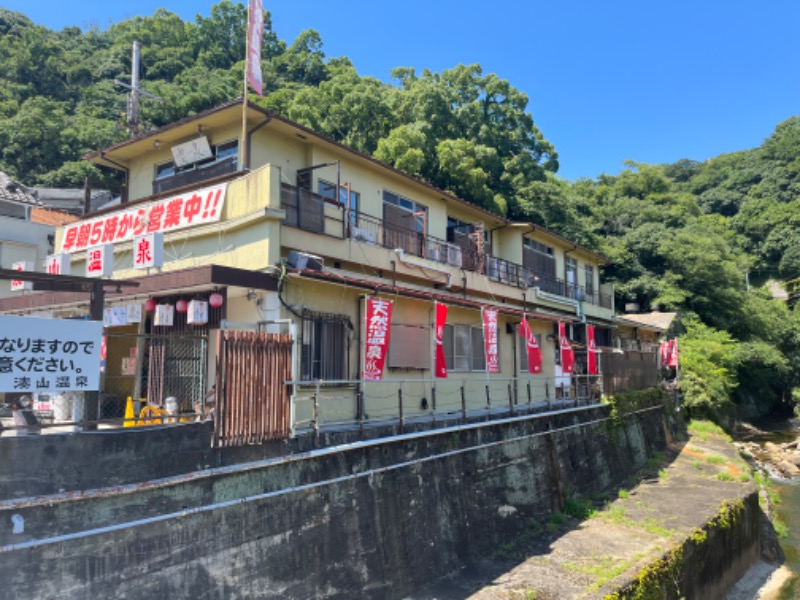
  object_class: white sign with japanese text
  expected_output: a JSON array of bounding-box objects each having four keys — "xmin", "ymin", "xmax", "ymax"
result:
[
  {"xmin": 126, "ymin": 303, "xmax": 142, "ymax": 324},
  {"xmin": 10, "ymin": 261, "xmax": 33, "ymax": 291},
  {"xmin": 86, "ymin": 244, "xmax": 113, "ymax": 278},
  {"xmin": 59, "ymin": 183, "xmax": 228, "ymax": 253},
  {"xmin": 187, "ymin": 300, "xmax": 208, "ymax": 325},
  {"xmin": 103, "ymin": 306, "xmax": 128, "ymax": 328},
  {"xmin": 133, "ymin": 232, "xmax": 164, "ymax": 270},
  {"xmin": 46, "ymin": 253, "xmax": 71, "ymax": 276},
  {"xmin": 0, "ymin": 316, "xmax": 103, "ymax": 393}
]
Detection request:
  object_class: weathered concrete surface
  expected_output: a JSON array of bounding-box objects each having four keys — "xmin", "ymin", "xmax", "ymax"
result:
[
  {"xmin": 416, "ymin": 425, "xmax": 761, "ymax": 600},
  {"xmin": 0, "ymin": 404, "xmax": 693, "ymax": 599},
  {"xmin": 0, "ymin": 421, "xmax": 215, "ymax": 498}
]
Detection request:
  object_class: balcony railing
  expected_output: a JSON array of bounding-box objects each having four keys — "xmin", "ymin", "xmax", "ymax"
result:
[{"xmin": 279, "ymin": 184, "xmax": 611, "ymax": 308}]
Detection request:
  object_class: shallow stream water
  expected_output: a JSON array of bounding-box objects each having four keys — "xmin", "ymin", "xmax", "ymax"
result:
[{"xmin": 742, "ymin": 418, "xmax": 800, "ymax": 598}]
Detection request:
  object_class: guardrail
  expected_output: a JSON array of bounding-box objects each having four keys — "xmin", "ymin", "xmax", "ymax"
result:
[{"xmin": 288, "ymin": 374, "xmax": 603, "ymax": 441}]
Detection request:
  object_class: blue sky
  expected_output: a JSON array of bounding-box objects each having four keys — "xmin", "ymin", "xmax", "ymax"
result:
[{"xmin": 4, "ymin": 0, "xmax": 799, "ymax": 180}]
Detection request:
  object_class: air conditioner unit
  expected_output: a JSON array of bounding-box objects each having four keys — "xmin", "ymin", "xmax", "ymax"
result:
[
  {"xmin": 287, "ymin": 250, "xmax": 323, "ymax": 272},
  {"xmin": 426, "ymin": 239, "xmax": 442, "ymax": 262},
  {"xmin": 445, "ymin": 243, "xmax": 462, "ymax": 268},
  {"xmin": 352, "ymin": 226, "xmax": 376, "ymax": 244}
]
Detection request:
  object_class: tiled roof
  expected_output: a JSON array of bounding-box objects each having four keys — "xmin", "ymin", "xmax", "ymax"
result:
[
  {"xmin": 30, "ymin": 207, "xmax": 80, "ymax": 226},
  {"xmin": 0, "ymin": 172, "xmax": 39, "ymax": 205},
  {"xmin": 616, "ymin": 311, "xmax": 677, "ymax": 332}
]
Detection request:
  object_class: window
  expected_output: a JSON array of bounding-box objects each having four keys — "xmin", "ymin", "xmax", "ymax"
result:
[
  {"xmin": 523, "ymin": 237, "xmax": 554, "ymax": 256},
  {"xmin": 153, "ymin": 139, "xmax": 239, "ymax": 181},
  {"xmin": 443, "ymin": 324, "xmax": 488, "ymax": 372},
  {"xmin": 584, "ymin": 266, "xmax": 594, "ymax": 294},
  {"xmin": 319, "ymin": 179, "xmax": 360, "ymax": 223},
  {"xmin": 522, "ymin": 237, "xmax": 556, "ymax": 283},
  {"xmin": 518, "ymin": 331, "xmax": 542, "ymax": 372},
  {"xmin": 565, "ymin": 256, "xmax": 578, "ymax": 298},
  {"xmin": 383, "ymin": 190, "xmax": 427, "ymax": 232},
  {"xmin": 300, "ymin": 312, "xmax": 351, "ymax": 380},
  {"xmin": 447, "ymin": 217, "xmax": 492, "ymax": 246}
]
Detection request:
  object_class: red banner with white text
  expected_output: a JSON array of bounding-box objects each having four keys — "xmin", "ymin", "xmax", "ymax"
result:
[
  {"xmin": 247, "ymin": 0, "xmax": 264, "ymax": 96},
  {"xmin": 586, "ymin": 324, "xmax": 598, "ymax": 374},
  {"xmin": 482, "ymin": 308, "xmax": 499, "ymax": 374},
  {"xmin": 59, "ymin": 183, "xmax": 227, "ymax": 254},
  {"xmin": 518, "ymin": 316, "xmax": 543, "ymax": 374},
  {"xmin": 363, "ymin": 297, "xmax": 393, "ymax": 381},
  {"xmin": 559, "ymin": 321, "xmax": 575, "ymax": 374},
  {"xmin": 435, "ymin": 302, "xmax": 448, "ymax": 378}
]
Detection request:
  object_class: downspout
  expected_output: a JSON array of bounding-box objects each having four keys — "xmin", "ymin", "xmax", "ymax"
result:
[
  {"xmin": 99, "ymin": 153, "xmax": 130, "ymax": 204},
  {"xmin": 356, "ymin": 294, "xmax": 364, "ymax": 427}
]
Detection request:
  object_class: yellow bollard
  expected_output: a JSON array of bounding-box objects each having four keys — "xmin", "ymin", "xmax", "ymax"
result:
[{"xmin": 124, "ymin": 396, "xmax": 135, "ymax": 428}]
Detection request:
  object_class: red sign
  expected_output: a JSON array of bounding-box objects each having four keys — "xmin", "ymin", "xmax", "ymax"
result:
[
  {"xmin": 482, "ymin": 308, "xmax": 499, "ymax": 374},
  {"xmin": 59, "ymin": 183, "xmax": 227, "ymax": 254},
  {"xmin": 587, "ymin": 324, "xmax": 598, "ymax": 375},
  {"xmin": 518, "ymin": 316, "xmax": 542, "ymax": 374},
  {"xmin": 435, "ymin": 303, "xmax": 448, "ymax": 378},
  {"xmin": 363, "ymin": 297, "xmax": 393, "ymax": 381},
  {"xmin": 559, "ymin": 321, "xmax": 575, "ymax": 374},
  {"xmin": 247, "ymin": 0, "xmax": 264, "ymax": 96}
]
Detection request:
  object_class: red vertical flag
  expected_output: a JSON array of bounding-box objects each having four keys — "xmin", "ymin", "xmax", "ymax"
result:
[
  {"xmin": 434, "ymin": 303, "xmax": 448, "ymax": 378},
  {"xmin": 518, "ymin": 316, "xmax": 543, "ymax": 374},
  {"xmin": 482, "ymin": 308, "xmax": 500, "ymax": 373},
  {"xmin": 363, "ymin": 297, "xmax": 393, "ymax": 381},
  {"xmin": 247, "ymin": 0, "xmax": 265, "ymax": 96},
  {"xmin": 559, "ymin": 321, "xmax": 575, "ymax": 374},
  {"xmin": 659, "ymin": 341, "xmax": 671, "ymax": 365},
  {"xmin": 666, "ymin": 338, "xmax": 679, "ymax": 367},
  {"xmin": 586, "ymin": 324, "xmax": 598, "ymax": 375}
]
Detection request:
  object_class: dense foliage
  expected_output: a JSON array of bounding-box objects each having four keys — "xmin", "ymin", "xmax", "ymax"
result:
[{"xmin": 1, "ymin": 3, "xmax": 799, "ymax": 419}]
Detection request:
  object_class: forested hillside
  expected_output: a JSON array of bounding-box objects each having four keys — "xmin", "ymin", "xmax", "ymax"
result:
[{"xmin": 2, "ymin": 3, "xmax": 799, "ymax": 421}]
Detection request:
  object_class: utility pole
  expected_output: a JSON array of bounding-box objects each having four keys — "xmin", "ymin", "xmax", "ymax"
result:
[{"xmin": 114, "ymin": 41, "xmax": 163, "ymax": 137}]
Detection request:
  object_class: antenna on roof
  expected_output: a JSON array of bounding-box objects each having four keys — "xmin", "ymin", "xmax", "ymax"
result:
[{"xmin": 113, "ymin": 41, "xmax": 163, "ymax": 137}]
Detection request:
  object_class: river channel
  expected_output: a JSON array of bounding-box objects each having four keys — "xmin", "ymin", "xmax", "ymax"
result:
[{"xmin": 743, "ymin": 418, "xmax": 800, "ymax": 599}]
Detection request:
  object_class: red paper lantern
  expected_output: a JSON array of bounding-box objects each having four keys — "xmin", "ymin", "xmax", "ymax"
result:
[
  {"xmin": 175, "ymin": 299, "xmax": 188, "ymax": 313},
  {"xmin": 209, "ymin": 292, "xmax": 224, "ymax": 308},
  {"xmin": 144, "ymin": 298, "xmax": 157, "ymax": 312}
]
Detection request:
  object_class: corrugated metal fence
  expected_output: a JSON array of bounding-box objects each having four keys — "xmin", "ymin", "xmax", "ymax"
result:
[{"xmin": 214, "ymin": 330, "xmax": 293, "ymax": 447}]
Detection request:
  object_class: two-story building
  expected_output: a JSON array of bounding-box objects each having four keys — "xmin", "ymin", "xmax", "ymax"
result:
[{"xmin": 0, "ymin": 99, "xmax": 616, "ymax": 442}]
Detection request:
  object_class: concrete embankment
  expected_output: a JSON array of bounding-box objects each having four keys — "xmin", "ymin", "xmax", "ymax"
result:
[
  {"xmin": 0, "ymin": 405, "xmax": 761, "ymax": 599},
  {"xmin": 420, "ymin": 422, "xmax": 763, "ymax": 599}
]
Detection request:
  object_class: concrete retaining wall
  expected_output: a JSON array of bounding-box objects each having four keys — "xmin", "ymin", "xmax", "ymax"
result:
[{"xmin": 0, "ymin": 404, "xmax": 737, "ymax": 600}]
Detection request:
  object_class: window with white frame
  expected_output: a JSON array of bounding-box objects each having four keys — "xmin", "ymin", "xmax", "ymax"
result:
[{"xmin": 443, "ymin": 323, "xmax": 488, "ymax": 372}]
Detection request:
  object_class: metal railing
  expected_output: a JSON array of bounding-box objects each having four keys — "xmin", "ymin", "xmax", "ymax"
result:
[
  {"xmin": 289, "ymin": 374, "xmax": 603, "ymax": 440},
  {"xmin": 279, "ymin": 183, "xmax": 612, "ymax": 307}
]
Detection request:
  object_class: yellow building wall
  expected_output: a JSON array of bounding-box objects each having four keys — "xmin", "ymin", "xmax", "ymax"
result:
[{"xmin": 57, "ymin": 167, "xmax": 282, "ymax": 280}]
